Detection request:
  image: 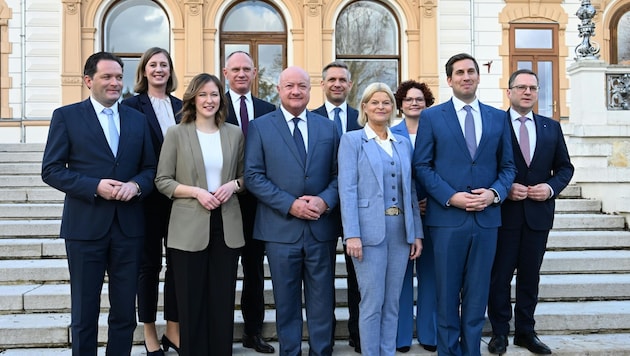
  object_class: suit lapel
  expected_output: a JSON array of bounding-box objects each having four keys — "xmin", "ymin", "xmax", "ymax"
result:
[
  {"xmin": 441, "ymin": 100, "xmax": 470, "ymax": 157},
  {"xmin": 362, "ymin": 133, "xmax": 384, "ymax": 193},
  {"xmin": 81, "ymin": 100, "xmax": 115, "ymax": 158},
  {"xmin": 185, "ymin": 123, "xmax": 209, "ymax": 190},
  {"xmin": 305, "ymin": 112, "xmax": 321, "ymax": 168},
  {"xmin": 137, "ymin": 94, "xmax": 164, "ymax": 143},
  {"xmin": 475, "ymin": 103, "xmax": 496, "ymax": 159},
  {"xmin": 270, "ymin": 110, "xmax": 305, "ymax": 168}
]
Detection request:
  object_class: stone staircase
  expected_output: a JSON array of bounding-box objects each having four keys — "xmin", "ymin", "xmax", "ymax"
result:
[{"xmin": 1, "ymin": 143, "xmax": 630, "ymax": 355}]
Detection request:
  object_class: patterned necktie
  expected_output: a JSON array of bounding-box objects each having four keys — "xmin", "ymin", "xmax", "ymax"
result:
[
  {"xmin": 240, "ymin": 96, "xmax": 249, "ymax": 137},
  {"xmin": 463, "ymin": 105, "xmax": 476, "ymax": 158},
  {"xmin": 292, "ymin": 117, "xmax": 306, "ymax": 164},
  {"xmin": 518, "ymin": 116, "xmax": 531, "ymax": 166},
  {"xmin": 103, "ymin": 108, "xmax": 118, "ymax": 156},
  {"xmin": 333, "ymin": 107, "xmax": 343, "ymax": 136}
]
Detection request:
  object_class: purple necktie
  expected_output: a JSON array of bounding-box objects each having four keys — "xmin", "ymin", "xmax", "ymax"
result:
[
  {"xmin": 463, "ymin": 105, "xmax": 476, "ymax": 158},
  {"xmin": 240, "ymin": 96, "xmax": 249, "ymax": 137},
  {"xmin": 518, "ymin": 116, "xmax": 531, "ymax": 166}
]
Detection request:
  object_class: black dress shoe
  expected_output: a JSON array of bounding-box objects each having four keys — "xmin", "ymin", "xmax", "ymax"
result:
[
  {"xmin": 421, "ymin": 343, "xmax": 437, "ymax": 352},
  {"xmin": 161, "ymin": 335, "xmax": 179, "ymax": 354},
  {"xmin": 242, "ymin": 333, "xmax": 275, "ymax": 354},
  {"xmin": 514, "ymin": 333, "xmax": 552, "ymax": 354},
  {"xmin": 488, "ymin": 334, "xmax": 508, "ymax": 354},
  {"xmin": 144, "ymin": 342, "xmax": 165, "ymax": 356},
  {"xmin": 396, "ymin": 346, "xmax": 411, "ymax": 353},
  {"xmin": 349, "ymin": 337, "xmax": 361, "ymax": 353}
]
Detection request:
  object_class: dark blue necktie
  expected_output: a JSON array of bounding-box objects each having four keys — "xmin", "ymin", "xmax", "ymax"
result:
[
  {"xmin": 333, "ymin": 107, "xmax": 343, "ymax": 136},
  {"xmin": 463, "ymin": 105, "xmax": 476, "ymax": 158},
  {"xmin": 292, "ymin": 117, "xmax": 306, "ymax": 164}
]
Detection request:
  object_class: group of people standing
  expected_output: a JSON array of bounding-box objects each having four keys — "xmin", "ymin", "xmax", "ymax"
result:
[{"xmin": 41, "ymin": 48, "xmax": 573, "ymax": 356}]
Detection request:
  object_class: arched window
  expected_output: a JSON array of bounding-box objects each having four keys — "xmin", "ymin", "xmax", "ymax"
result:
[
  {"xmin": 336, "ymin": 1, "xmax": 400, "ymax": 107},
  {"xmin": 611, "ymin": 8, "xmax": 630, "ymax": 64},
  {"xmin": 103, "ymin": 0, "xmax": 170, "ymax": 98},
  {"xmin": 221, "ymin": 1, "xmax": 286, "ymax": 104}
]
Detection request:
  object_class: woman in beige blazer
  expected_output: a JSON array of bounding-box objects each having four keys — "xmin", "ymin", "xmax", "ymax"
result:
[{"xmin": 155, "ymin": 73, "xmax": 245, "ymax": 356}]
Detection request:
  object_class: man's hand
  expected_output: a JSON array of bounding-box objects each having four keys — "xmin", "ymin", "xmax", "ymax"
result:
[
  {"xmin": 289, "ymin": 198, "xmax": 321, "ymax": 220},
  {"xmin": 346, "ymin": 237, "xmax": 363, "ymax": 261},
  {"xmin": 112, "ymin": 181, "xmax": 141, "ymax": 202},
  {"xmin": 508, "ymin": 183, "xmax": 528, "ymax": 201},
  {"xmin": 419, "ymin": 198, "xmax": 427, "ymax": 215},
  {"xmin": 528, "ymin": 183, "xmax": 552, "ymax": 201},
  {"xmin": 300, "ymin": 195, "xmax": 328, "ymax": 215},
  {"xmin": 97, "ymin": 179, "xmax": 122, "ymax": 200},
  {"xmin": 449, "ymin": 189, "xmax": 494, "ymax": 211}
]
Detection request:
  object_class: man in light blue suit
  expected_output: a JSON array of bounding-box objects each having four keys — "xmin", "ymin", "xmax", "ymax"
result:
[
  {"xmin": 413, "ymin": 53, "xmax": 516, "ymax": 356},
  {"xmin": 244, "ymin": 66, "xmax": 340, "ymax": 356}
]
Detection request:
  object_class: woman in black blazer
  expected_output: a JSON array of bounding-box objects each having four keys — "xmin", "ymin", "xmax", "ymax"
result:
[{"xmin": 121, "ymin": 47, "xmax": 182, "ymax": 356}]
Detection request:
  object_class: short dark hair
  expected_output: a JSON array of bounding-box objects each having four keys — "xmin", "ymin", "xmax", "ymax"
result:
[
  {"xmin": 180, "ymin": 73, "xmax": 228, "ymax": 126},
  {"xmin": 133, "ymin": 47, "xmax": 178, "ymax": 94},
  {"xmin": 322, "ymin": 61, "xmax": 351, "ymax": 81},
  {"xmin": 508, "ymin": 68, "xmax": 538, "ymax": 88},
  {"xmin": 394, "ymin": 80, "xmax": 435, "ymax": 108},
  {"xmin": 83, "ymin": 52, "xmax": 123, "ymax": 78},
  {"xmin": 445, "ymin": 53, "xmax": 479, "ymax": 78}
]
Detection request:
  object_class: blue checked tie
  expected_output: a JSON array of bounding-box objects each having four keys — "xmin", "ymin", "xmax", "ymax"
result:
[{"xmin": 463, "ymin": 105, "xmax": 476, "ymax": 158}]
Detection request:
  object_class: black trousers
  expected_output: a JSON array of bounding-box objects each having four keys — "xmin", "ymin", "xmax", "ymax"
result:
[
  {"xmin": 488, "ymin": 224, "xmax": 549, "ymax": 336},
  {"xmin": 169, "ymin": 207, "xmax": 240, "ymax": 356},
  {"xmin": 137, "ymin": 194, "xmax": 178, "ymax": 322},
  {"xmin": 238, "ymin": 193, "xmax": 266, "ymax": 336}
]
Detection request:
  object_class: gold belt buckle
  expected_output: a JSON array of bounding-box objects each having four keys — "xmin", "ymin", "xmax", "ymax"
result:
[{"xmin": 385, "ymin": 207, "xmax": 401, "ymax": 216}]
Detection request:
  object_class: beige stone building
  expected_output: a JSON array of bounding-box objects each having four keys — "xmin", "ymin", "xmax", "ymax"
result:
[{"xmin": 0, "ymin": 0, "xmax": 628, "ymax": 221}]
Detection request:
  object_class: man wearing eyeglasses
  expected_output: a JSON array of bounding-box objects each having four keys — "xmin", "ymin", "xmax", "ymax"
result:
[{"xmin": 487, "ymin": 69, "xmax": 574, "ymax": 355}]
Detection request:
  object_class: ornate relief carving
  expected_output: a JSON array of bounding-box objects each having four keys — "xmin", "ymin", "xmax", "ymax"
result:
[
  {"xmin": 607, "ymin": 73, "xmax": 630, "ymax": 110},
  {"xmin": 185, "ymin": 0, "xmax": 203, "ymax": 16},
  {"xmin": 422, "ymin": 0, "xmax": 436, "ymax": 18},
  {"xmin": 306, "ymin": 0, "xmax": 322, "ymax": 17},
  {"xmin": 62, "ymin": 1, "xmax": 80, "ymax": 15}
]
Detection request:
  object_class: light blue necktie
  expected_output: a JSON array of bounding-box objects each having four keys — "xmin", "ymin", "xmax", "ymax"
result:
[
  {"xmin": 463, "ymin": 105, "xmax": 476, "ymax": 158},
  {"xmin": 103, "ymin": 108, "xmax": 119, "ymax": 156},
  {"xmin": 333, "ymin": 107, "xmax": 343, "ymax": 136}
]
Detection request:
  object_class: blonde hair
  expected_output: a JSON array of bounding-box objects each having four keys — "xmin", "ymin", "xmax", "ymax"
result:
[{"xmin": 357, "ymin": 82, "xmax": 397, "ymax": 127}]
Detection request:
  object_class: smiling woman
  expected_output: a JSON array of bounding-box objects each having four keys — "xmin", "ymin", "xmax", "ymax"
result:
[{"xmin": 103, "ymin": 0, "xmax": 170, "ymax": 98}]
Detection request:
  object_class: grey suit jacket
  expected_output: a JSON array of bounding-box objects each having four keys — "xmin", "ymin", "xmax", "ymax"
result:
[{"xmin": 155, "ymin": 121, "xmax": 245, "ymax": 251}]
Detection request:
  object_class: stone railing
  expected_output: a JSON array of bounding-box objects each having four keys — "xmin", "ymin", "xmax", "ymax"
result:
[{"xmin": 607, "ymin": 72, "xmax": 630, "ymax": 110}]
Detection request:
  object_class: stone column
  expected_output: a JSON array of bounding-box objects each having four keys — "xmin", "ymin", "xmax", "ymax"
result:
[{"xmin": 61, "ymin": 0, "xmax": 83, "ymax": 104}]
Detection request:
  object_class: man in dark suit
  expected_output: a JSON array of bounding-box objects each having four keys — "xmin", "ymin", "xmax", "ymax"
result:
[
  {"xmin": 487, "ymin": 69, "xmax": 574, "ymax": 355},
  {"xmin": 223, "ymin": 50, "xmax": 276, "ymax": 354},
  {"xmin": 413, "ymin": 53, "xmax": 516, "ymax": 356},
  {"xmin": 312, "ymin": 60, "xmax": 361, "ymax": 352},
  {"xmin": 41, "ymin": 52, "xmax": 156, "ymax": 355},
  {"xmin": 245, "ymin": 66, "xmax": 340, "ymax": 356}
]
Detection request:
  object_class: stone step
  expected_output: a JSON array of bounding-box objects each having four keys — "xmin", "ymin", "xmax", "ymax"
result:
[
  {"xmin": 0, "ymin": 175, "xmax": 47, "ymax": 187},
  {"xmin": 0, "ymin": 143, "xmax": 45, "ymax": 153},
  {"xmin": 0, "ymin": 187, "xmax": 64, "ymax": 203},
  {"xmin": 2, "ymin": 274, "xmax": 628, "ymax": 315},
  {"xmin": 0, "ymin": 238, "xmax": 65, "ymax": 258},
  {"xmin": 555, "ymin": 198, "xmax": 601, "ymax": 213},
  {"xmin": 3, "ymin": 333, "xmax": 630, "ymax": 356},
  {"xmin": 547, "ymin": 230, "xmax": 630, "ymax": 250},
  {"xmin": 558, "ymin": 184, "xmax": 581, "ymax": 198},
  {"xmin": 0, "ymin": 163, "xmax": 41, "ymax": 175},
  {"xmin": 0, "ymin": 151, "xmax": 44, "ymax": 163},
  {"xmin": 0, "ymin": 220, "xmax": 60, "ymax": 238},
  {"xmin": 551, "ymin": 213, "xmax": 626, "ymax": 230},
  {"xmin": 1, "ymin": 300, "xmax": 629, "ymax": 349},
  {"xmin": 0, "ymin": 203, "xmax": 62, "ymax": 219},
  {"xmin": 1, "ymin": 250, "xmax": 629, "ymax": 284}
]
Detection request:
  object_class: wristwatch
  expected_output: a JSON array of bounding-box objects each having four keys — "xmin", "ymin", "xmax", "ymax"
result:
[{"xmin": 491, "ymin": 189, "xmax": 500, "ymax": 204}]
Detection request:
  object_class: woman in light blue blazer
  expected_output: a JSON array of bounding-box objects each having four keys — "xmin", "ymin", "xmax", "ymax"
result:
[
  {"xmin": 391, "ymin": 80, "xmax": 438, "ymax": 353},
  {"xmin": 338, "ymin": 82, "xmax": 423, "ymax": 356}
]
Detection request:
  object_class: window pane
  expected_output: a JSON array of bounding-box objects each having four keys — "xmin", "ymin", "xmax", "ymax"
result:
[
  {"xmin": 336, "ymin": 1, "xmax": 398, "ymax": 55},
  {"xmin": 121, "ymin": 58, "xmax": 140, "ymax": 100},
  {"xmin": 257, "ymin": 44, "xmax": 283, "ymax": 105},
  {"xmin": 223, "ymin": 1, "xmax": 284, "ymax": 32},
  {"xmin": 105, "ymin": 0, "xmax": 169, "ymax": 53},
  {"xmin": 517, "ymin": 61, "xmax": 533, "ymax": 70},
  {"xmin": 537, "ymin": 61, "xmax": 553, "ymax": 117},
  {"xmin": 618, "ymin": 11, "xmax": 630, "ymax": 64},
  {"xmin": 345, "ymin": 60, "xmax": 398, "ymax": 107},
  {"xmin": 515, "ymin": 29, "xmax": 552, "ymax": 49}
]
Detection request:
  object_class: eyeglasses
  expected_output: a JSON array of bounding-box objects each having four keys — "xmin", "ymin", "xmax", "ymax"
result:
[
  {"xmin": 510, "ymin": 85, "xmax": 539, "ymax": 93},
  {"xmin": 403, "ymin": 97, "xmax": 425, "ymax": 104}
]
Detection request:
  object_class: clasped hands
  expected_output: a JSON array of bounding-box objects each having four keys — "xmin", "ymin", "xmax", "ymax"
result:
[
  {"xmin": 195, "ymin": 181, "xmax": 237, "ymax": 211},
  {"xmin": 508, "ymin": 182, "xmax": 551, "ymax": 202},
  {"xmin": 449, "ymin": 188, "xmax": 494, "ymax": 211},
  {"xmin": 97, "ymin": 179, "xmax": 139, "ymax": 202},
  {"xmin": 289, "ymin": 195, "xmax": 328, "ymax": 220}
]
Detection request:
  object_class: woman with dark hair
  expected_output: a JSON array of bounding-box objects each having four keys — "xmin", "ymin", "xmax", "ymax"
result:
[
  {"xmin": 155, "ymin": 73, "xmax": 245, "ymax": 355},
  {"xmin": 121, "ymin": 47, "xmax": 181, "ymax": 355},
  {"xmin": 392, "ymin": 80, "xmax": 438, "ymax": 352}
]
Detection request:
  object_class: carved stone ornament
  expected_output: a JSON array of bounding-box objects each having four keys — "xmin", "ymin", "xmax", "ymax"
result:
[
  {"xmin": 574, "ymin": 0, "xmax": 601, "ymax": 60},
  {"xmin": 607, "ymin": 73, "xmax": 630, "ymax": 110},
  {"xmin": 422, "ymin": 0, "xmax": 436, "ymax": 18}
]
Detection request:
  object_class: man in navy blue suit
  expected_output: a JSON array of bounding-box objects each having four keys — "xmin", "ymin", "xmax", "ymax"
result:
[
  {"xmin": 413, "ymin": 53, "xmax": 516, "ymax": 356},
  {"xmin": 312, "ymin": 60, "xmax": 362, "ymax": 353},
  {"xmin": 42, "ymin": 52, "xmax": 156, "ymax": 355},
  {"xmin": 487, "ymin": 69, "xmax": 574, "ymax": 355},
  {"xmin": 223, "ymin": 50, "xmax": 276, "ymax": 354},
  {"xmin": 245, "ymin": 66, "xmax": 340, "ymax": 356}
]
